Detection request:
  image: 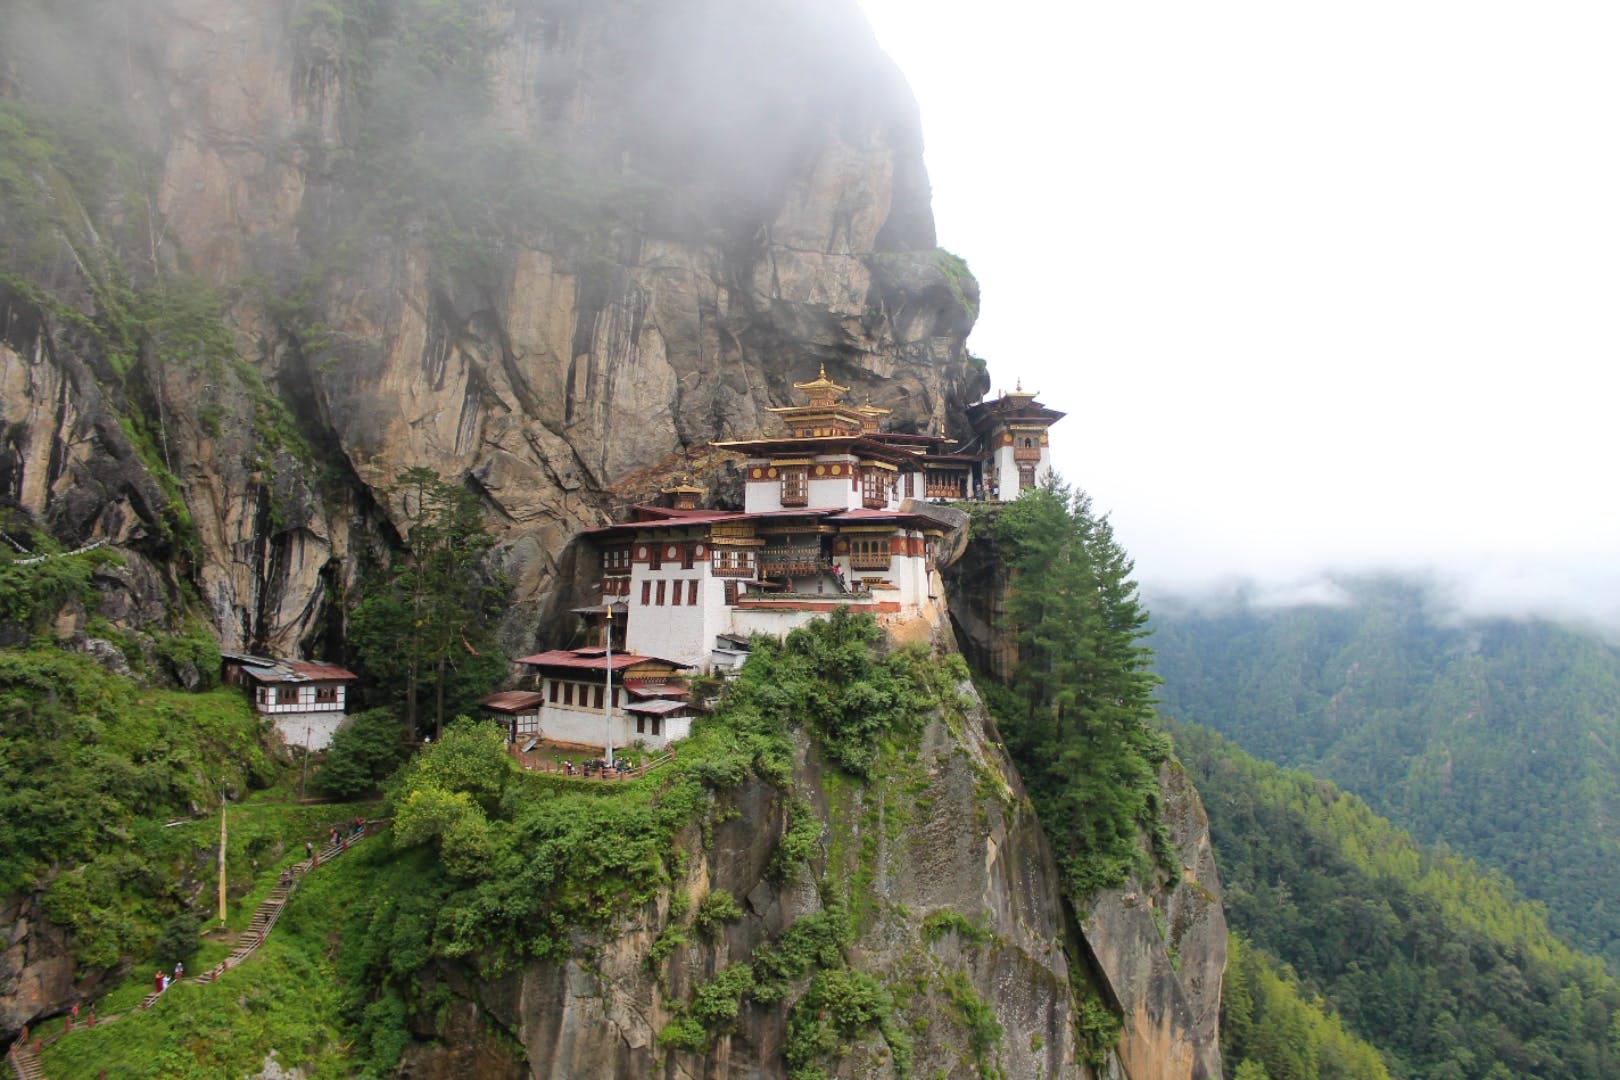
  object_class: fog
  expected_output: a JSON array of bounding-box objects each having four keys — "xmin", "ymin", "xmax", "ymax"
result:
[{"xmin": 859, "ymin": 0, "xmax": 1620, "ymax": 630}]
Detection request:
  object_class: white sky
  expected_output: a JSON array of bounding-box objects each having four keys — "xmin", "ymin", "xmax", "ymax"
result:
[{"xmin": 857, "ymin": 0, "xmax": 1620, "ymax": 627}]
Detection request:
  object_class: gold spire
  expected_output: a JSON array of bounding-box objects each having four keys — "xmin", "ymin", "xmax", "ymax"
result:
[{"xmin": 792, "ymin": 364, "xmax": 850, "ymax": 408}]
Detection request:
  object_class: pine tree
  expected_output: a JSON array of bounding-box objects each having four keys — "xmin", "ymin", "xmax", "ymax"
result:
[
  {"xmin": 992, "ymin": 476, "xmax": 1167, "ymax": 894},
  {"xmin": 350, "ymin": 468, "xmax": 509, "ymax": 738}
]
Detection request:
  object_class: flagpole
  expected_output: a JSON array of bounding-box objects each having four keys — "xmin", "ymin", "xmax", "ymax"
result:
[
  {"xmin": 218, "ymin": 801, "xmax": 228, "ymax": 926},
  {"xmin": 604, "ymin": 603, "xmax": 615, "ymax": 769}
]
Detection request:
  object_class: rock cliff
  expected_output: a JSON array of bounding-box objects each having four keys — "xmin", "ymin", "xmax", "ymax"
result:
[
  {"xmin": 0, "ymin": 3, "xmax": 1227, "ymax": 1073},
  {"xmin": 392, "ymin": 672, "xmax": 1224, "ymax": 1080},
  {"xmin": 0, "ymin": 0, "xmax": 984, "ymax": 656}
]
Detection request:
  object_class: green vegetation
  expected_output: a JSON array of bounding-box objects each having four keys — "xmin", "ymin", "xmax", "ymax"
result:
[
  {"xmin": 786, "ymin": 968, "xmax": 908, "ymax": 1080},
  {"xmin": 312, "ymin": 707, "xmax": 413, "ymax": 798},
  {"xmin": 751, "ymin": 607, "xmax": 945, "ymax": 778},
  {"xmin": 0, "ymin": 534, "xmax": 111, "ymax": 631},
  {"xmin": 934, "ymin": 248, "xmax": 979, "ymax": 320},
  {"xmin": 348, "ymin": 468, "xmax": 511, "ymax": 739},
  {"xmin": 0, "ymin": 646, "xmax": 275, "ymax": 963},
  {"xmin": 1152, "ymin": 581, "xmax": 1620, "ymax": 966},
  {"xmin": 981, "ymin": 479, "xmax": 1170, "ymax": 896},
  {"xmin": 1169, "ymin": 717, "xmax": 1620, "ymax": 1079},
  {"xmin": 1222, "ymin": 933, "xmax": 1391, "ymax": 1080},
  {"xmin": 921, "ymin": 909, "xmax": 992, "ymax": 948},
  {"xmin": 693, "ymin": 888, "xmax": 744, "ymax": 938}
]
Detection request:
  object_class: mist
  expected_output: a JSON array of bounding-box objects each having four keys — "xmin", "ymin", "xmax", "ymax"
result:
[{"xmin": 858, "ymin": 0, "xmax": 1620, "ymax": 634}]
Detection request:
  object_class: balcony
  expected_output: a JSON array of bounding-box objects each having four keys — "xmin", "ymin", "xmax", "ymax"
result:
[{"xmin": 849, "ymin": 552, "xmax": 891, "ymax": 571}]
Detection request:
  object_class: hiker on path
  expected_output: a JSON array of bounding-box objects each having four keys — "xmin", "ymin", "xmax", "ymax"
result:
[
  {"xmin": 154, "ymin": 970, "xmax": 164, "ymax": 994},
  {"xmin": 174, "ymin": 960, "xmax": 184, "ymax": 981}
]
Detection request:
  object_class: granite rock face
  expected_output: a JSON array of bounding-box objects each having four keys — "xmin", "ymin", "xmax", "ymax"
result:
[
  {"xmin": 0, "ymin": 0, "xmax": 985, "ymax": 655},
  {"xmin": 400, "ymin": 678, "xmax": 1097, "ymax": 1079},
  {"xmin": 393, "ymin": 673, "xmax": 1226, "ymax": 1080}
]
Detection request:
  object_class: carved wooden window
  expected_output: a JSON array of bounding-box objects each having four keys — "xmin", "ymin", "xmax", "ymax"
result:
[
  {"xmin": 642, "ymin": 580, "xmax": 652, "ymax": 605},
  {"xmin": 315, "ymin": 686, "xmax": 338, "ymax": 704},
  {"xmin": 276, "ymin": 686, "xmax": 300, "ymax": 704},
  {"xmin": 724, "ymin": 580, "xmax": 740, "ymax": 605},
  {"xmin": 593, "ymin": 685, "xmax": 604, "ymax": 709},
  {"xmin": 672, "ymin": 579, "xmax": 683, "ymax": 606},
  {"xmin": 563, "ymin": 682, "xmax": 574, "ymax": 706},
  {"xmin": 849, "ymin": 537, "xmax": 891, "ymax": 570},
  {"xmin": 781, "ymin": 467, "xmax": 809, "ymax": 507},
  {"xmin": 688, "ymin": 579, "xmax": 699, "ymax": 605},
  {"xmin": 549, "ymin": 680, "xmax": 560, "ymax": 703},
  {"xmin": 656, "ymin": 580, "xmax": 667, "ymax": 605},
  {"xmin": 861, "ymin": 468, "xmax": 888, "ymax": 509},
  {"xmin": 1018, "ymin": 464, "xmax": 1036, "ymax": 491}
]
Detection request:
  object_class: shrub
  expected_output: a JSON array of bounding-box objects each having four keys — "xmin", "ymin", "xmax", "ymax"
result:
[
  {"xmin": 693, "ymin": 889, "xmax": 743, "ymax": 938},
  {"xmin": 152, "ymin": 910, "xmax": 201, "ymax": 970}
]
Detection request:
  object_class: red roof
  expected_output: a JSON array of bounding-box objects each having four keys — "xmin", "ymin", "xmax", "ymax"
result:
[
  {"xmin": 824, "ymin": 509, "xmax": 923, "ymax": 525},
  {"xmin": 516, "ymin": 649, "xmax": 688, "ymax": 672},
  {"xmin": 625, "ymin": 698, "xmax": 691, "ymax": 716},
  {"xmin": 288, "ymin": 661, "xmax": 359, "ymax": 682},
  {"xmin": 623, "ymin": 679, "xmax": 690, "ymax": 700},
  {"xmin": 480, "ymin": 691, "xmax": 546, "ymax": 713}
]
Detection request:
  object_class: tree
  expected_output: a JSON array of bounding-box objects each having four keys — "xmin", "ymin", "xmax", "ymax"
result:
[
  {"xmin": 314, "ymin": 707, "xmax": 411, "ymax": 798},
  {"xmin": 990, "ymin": 476, "xmax": 1167, "ymax": 894},
  {"xmin": 350, "ymin": 469, "xmax": 510, "ymax": 739}
]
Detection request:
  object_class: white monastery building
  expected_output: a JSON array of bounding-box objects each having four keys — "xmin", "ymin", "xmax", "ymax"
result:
[
  {"xmin": 483, "ymin": 369, "xmax": 1063, "ymax": 754},
  {"xmin": 221, "ymin": 653, "xmax": 358, "ymax": 750}
]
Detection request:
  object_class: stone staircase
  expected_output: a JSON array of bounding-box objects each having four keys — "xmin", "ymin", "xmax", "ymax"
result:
[
  {"xmin": 7, "ymin": 1037, "xmax": 45, "ymax": 1080},
  {"xmin": 9, "ymin": 825, "xmax": 379, "ymax": 1077}
]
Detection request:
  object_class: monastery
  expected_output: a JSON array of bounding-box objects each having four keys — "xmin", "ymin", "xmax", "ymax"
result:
[{"xmin": 486, "ymin": 371, "xmax": 1064, "ymax": 756}]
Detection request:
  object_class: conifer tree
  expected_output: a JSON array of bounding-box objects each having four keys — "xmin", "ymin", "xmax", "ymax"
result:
[
  {"xmin": 992, "ymin": 477, "xmax": 1167, "ymax": 894},
  {"xmin": 350, "ymin": 468, "xmax": 509, "ymax": 739}
]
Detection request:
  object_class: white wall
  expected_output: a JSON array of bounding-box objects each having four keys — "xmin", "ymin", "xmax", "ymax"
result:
[{"xmin": 275, "ymin": 710, "xmax": 349, "ymax": 751}]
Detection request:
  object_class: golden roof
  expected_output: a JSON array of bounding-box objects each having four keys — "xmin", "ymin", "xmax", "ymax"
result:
[{"xmin": 793, "ymin": 364, "xmax": 850, "ymax": 407}]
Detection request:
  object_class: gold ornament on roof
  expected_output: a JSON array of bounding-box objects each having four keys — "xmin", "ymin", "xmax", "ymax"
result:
[{"xmin": 792, "ymin": 364, "xmax": 850, "ymax": 407}]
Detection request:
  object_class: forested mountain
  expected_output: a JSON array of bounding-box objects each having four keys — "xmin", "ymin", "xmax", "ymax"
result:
[
  {"xmin": 1150, "ymin": 579, "xmax": 1620, "ymax": 965},
  {"xmin": 1167, "ymin": 718, "xmax": 1620, "ymax": 1080}
]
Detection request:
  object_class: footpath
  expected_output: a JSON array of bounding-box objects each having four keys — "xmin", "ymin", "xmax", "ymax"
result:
[{"xmin": 5, "ymin": 824, "xmax": 379, "ymax": 1080}]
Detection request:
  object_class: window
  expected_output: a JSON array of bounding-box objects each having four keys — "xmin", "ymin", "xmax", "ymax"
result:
[
  {"xmin": 641, "ymin": 580, "xmax": 651, "ymax": 605},
  {"xmin": 689, "ymin": 579, "xmax": 699, "ymax": 605},
  {"xmin": 681, "ymin": 544, "xmax": 695, "ymax": 569},
  {"xmin": 1018, "ymin": 464, "xmax": 1036, "ymax": 490},
  {"xmin": 563, "ymin": 682, "xmax": 574, "ymax": 706},
  {"xmin": 516, "ymin": 713, "xmax": 540, "ymax": 736},
  {"xmin": 636, "ymin": 716, "xmax": 646, "ymax": 735},
  {"xmin": 781, "ymin": 467, "xmax": 808, "ymax": 506},
  {"xmin": 672, "ymin": 579, "xmax": 683, "ymax": 606},
  {"xmin": 850, "ymin": 537, "xmax": 891, "ymax": 570},
  {"xmin": 651, "ymin": 717, "xmax": 663, "ymax": 737},
  {"xmin": 649, "ymin": 544, "xmax": 661, "ymax": 569},
  {"xmin": 315, "ymin": 686, "xmax": 338, "ymax": 704},
  {"xmin": 276, "ymin": 685, "xmax": 300, "ymax": 704},
  {"xmin": 725, "ymin": 580, "xmax": 740, "ymax": 605},
  {"xmin": 593, "ymin": 685, "xmax": 604, "ymax": 709},
  {"xmin": 656, "ymin": 580, "xmax": 667, "ymax": 605},
  {"xmin": 861, "ymin": 467, "xmax": 888, "ymax": 508},
  {"xmin": 549, "ymin": 679, "xmax": 560, "ymax": 703},
  {"xmin": 257, "ymin": 687, "xmax": 269, "ymax": 705}
]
